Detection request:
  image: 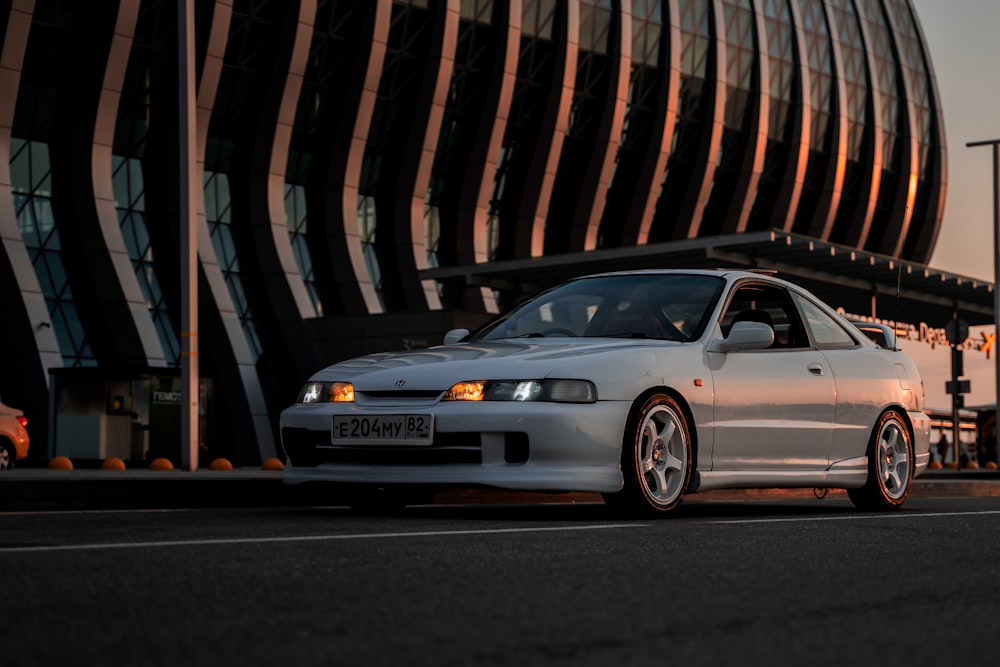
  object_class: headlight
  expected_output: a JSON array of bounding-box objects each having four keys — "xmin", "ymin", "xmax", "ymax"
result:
[
  {"xmin": 444, "ymin": 380, "xmax": 596, "ymax": 403},
  {"xmin": 297, "ymin": 381, "xmax": 355, "ymax": 403},
  {"xmin": 545, "ymin": 379, "xmax": 597, "ymax": 403},
  {"xmin": 443, "ymin": 381, "xmax": 485, "ymax": 401}
]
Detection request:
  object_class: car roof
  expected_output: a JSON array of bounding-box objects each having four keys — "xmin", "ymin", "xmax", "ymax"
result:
[{"xmin": 566, "ymin": 268, "xmax": 783, "ymax": 283}]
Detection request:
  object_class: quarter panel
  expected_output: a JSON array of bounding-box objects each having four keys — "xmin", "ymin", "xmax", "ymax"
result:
[{"xmin": 821, "ymin": 347, "xmax": 915, "ymax": 463}]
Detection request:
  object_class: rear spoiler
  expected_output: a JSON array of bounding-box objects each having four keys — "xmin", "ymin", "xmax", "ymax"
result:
[{"xmin": 850, "ymin": 322, "xmax": 898, "ymax": 351}]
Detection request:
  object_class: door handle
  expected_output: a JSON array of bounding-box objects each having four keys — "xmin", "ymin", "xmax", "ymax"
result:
[{"xmin": 807, "ymin": 363, "xmax": 825, "ymax": 376}]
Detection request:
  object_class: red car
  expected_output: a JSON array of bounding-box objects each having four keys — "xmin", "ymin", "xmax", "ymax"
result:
[{"xmin": 0, "ymin": 403, "xmax": 30, "ymax": 470}]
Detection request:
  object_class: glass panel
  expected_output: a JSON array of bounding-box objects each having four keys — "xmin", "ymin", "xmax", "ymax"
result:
[
  {"xmin": 204, "ymin": 170, "xmax": 262, "ymax": 360},
  {"xmin": 794, "ymin": 294, "xmax": 857, "ymax": 347},
  {"xmin": 29, "ymin": 141, "xmax": 52, "ymax": 196},
  {"xmin": 477, "ymin": 274, "xmax": 725, "ymax": 342},
  {"xmin": 10, "ymin": 139, "xmax": 29, "ymax": 194}
]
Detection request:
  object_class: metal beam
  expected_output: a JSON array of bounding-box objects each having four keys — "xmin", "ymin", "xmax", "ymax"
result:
[{"xmin": 707, "ymin": 247, "xmax": 993, "ymax": 318}]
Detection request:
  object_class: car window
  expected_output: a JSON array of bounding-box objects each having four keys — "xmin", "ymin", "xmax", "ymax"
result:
[
  {"xmin": 474, "ymin": 274, "xmax": 724, "ymax": 341},
  {"xmin": 792, "ymin": 292, "xmax": 859, "ymax": 348},
  {"xmin": 720, "ymin": 283, "xmax": 809, "ymax": 348}
]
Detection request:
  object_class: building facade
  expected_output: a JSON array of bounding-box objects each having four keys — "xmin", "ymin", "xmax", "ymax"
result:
[{"xmin": 0, "ymin": 0, "xmax": 946, "ymax": 466}]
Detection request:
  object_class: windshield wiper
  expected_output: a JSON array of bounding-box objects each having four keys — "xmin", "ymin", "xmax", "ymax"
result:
[{"xmin": 603, "ymin": 332, "xmax": 651, "ymax": 338}]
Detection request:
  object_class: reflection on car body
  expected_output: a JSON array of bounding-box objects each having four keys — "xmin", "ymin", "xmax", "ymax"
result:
[{"xmin": 280, "ymin": 269, "xmax": 930, "ymax": 516}]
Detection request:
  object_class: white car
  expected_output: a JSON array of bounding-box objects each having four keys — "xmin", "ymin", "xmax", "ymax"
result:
[{"xmin": 280, "ymin": 269, "xmax": 930, "ymax": 516}]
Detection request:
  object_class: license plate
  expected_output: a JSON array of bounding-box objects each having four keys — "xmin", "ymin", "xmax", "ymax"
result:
[{"xmin": 331, "ymin": 414, "xmax": 433, "ymax": 445}]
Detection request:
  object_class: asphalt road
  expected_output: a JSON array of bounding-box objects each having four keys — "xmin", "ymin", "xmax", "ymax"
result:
[{"xmin": 4, "ymin": 495, "xmax": 1000, "ymax": 667}]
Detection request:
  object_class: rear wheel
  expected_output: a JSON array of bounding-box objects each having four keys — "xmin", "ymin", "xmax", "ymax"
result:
[
  {"xmin": 0, "ymin": 442, "xmax": 12, "ymax": 470},
  {"xmin": 848, "ymin": 409, "xmax": 913, "ymax": 511},
  {"xmin": 603, "ymin": 393, "xmax": 692, "ymax": 517}
]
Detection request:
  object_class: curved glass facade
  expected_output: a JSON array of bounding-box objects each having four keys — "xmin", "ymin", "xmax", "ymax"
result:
[{"xmin": 0, "ymin": 0, "xmax": 948, "ymax": 466}]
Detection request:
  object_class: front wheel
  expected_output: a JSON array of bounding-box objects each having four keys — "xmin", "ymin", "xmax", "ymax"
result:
[
  {"xmin": 847, "ymin": 410, "xmax": 914, "ymax": 511},
  {"xmin": 603, "ymin": 393, "xmax": 692, "ymax": 517}
]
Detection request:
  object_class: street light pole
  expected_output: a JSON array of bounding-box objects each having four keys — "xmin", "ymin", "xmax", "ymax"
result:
[
  {"xmin": 967, "ymin": 138, "xmax": 1000, "ymax": 466},
  {"xmin": 178, "ymin": 0, "xmax": 199, "ymax": 470}
]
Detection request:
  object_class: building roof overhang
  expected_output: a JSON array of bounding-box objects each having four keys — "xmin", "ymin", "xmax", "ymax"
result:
[{"xmin": 419, "ymin": 230, "xmax": 995, "ymax": 328}]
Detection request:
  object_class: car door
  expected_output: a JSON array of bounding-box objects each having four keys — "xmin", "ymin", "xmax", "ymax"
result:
[
  {"xmin": 789, "ymin": 291, "xmax": 886, "ymax": 465},
  {"xmin": 709, "ymin": 282, "xmax": 836, "ymax": 471}
]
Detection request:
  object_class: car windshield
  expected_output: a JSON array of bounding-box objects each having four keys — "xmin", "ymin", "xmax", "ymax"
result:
[{"xmin": 473, "ymin": 274, "xmax": 725, "ymax": 342}]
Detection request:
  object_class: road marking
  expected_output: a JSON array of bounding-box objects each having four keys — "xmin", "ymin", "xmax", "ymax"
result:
[
  {"xmin": 0, "ymin": 523, "xmax": 648, "ymax": 553},
  {"xmin": 1, "ymin": 508, "xmax": 199, "ymax": 517},
  {"xmin": 7, "ymin": 509, "xmax": 999, "ymax": 553},
  {"xmin": 705, "ymin": 509, "xmax": 1000, "ymax": 525}
]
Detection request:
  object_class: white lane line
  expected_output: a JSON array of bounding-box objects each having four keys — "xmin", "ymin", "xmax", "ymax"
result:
[
  {"xmin": 2, "ymin": 508, "xmax": 199, "ymax": 517},
  {"xmin": 705, "ymin": 509, "xmax": 1000, "ymax": 525},
  {"xmin": 0, "ymin": 523, "xmax": 648, "ymax": 554}
]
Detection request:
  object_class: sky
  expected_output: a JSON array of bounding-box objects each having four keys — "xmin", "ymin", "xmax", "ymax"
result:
[
  {"xmin": 871, "ymin": 1, "xmax": 1000, "ymax": 409},
  {"xmin": 913, "ymin": 0, "xmax": 1000, "ymax": 283}
]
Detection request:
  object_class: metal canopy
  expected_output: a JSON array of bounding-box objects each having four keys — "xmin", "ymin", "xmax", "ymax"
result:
[{"xmin": 420, "ymin": 230, "xmax": 995, "ymax": 327}]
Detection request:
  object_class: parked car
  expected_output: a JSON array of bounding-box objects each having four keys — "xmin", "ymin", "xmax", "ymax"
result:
[
  {"xmin": 0, "ymin": 402, "xmax": 30, "ymax": 470},
  {"xmin": 280, "ymin": 269, "xmax": 931, "ymax": 516}
]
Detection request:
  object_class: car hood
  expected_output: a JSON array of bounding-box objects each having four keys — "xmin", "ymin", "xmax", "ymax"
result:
[{"xmin": 309, "ymin": 338, "xmax": 682, "ymax": 391}]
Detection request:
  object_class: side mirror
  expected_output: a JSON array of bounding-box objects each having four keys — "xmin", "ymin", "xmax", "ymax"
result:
[
  {"xmin": 722, "ymin": 321, "xmax": 774, "ymax": 351},
  {"xmin": 443, "ymin": 328, "xmax": 470, "ymax": 345}
]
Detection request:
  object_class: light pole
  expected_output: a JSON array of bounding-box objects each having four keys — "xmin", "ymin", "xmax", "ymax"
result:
[
  {"xmin": 178, "ymin": 0, "xmax": 199, "ymax": 470},
  {"xmin": 967, "ymin": 138, "xmax": 1000, "ymax": 466}
]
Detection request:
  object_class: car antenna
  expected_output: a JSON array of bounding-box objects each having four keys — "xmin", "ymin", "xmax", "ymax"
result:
[{"xmin": 893, "ymin": 260, "xmax": 902, "ymax": 350}]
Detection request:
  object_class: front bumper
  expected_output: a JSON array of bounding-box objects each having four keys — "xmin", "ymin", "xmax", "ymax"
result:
[
  {"xmin": 910, "ymin": 409, "xmax": 932, "ymax": 476},
  {"xmin": 279, "ymin": 399, "xmax": 631, "ymax": 493}
]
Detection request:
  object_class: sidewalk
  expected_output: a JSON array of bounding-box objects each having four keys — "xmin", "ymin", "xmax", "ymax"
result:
[{"xmin": 2, "ymin": 466, "xmax": 998, "ymax": 510}]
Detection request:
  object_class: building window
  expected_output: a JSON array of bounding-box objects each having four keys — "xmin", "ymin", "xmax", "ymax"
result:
[
  {"xmin": 113, "ymin": 156, "xmax": 180, "ymax": 364},
  {"xmin": 284, "ymin": 178, "xmax": 323, "ymax": 317},
  {"xmin": 10, "ymin": 139, "xmax": 96, "ymax": 367},
  {"xmin": 204, "ymin": 170, "xmax": 263, "ymax": 360},
  {"xmin": 358, "ymin": 194, "xmax": 384, "ymax": 309}
]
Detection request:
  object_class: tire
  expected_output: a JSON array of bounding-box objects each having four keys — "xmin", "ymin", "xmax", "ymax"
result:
[
  {"xmin": 603, "ymin": 393, "xmax": 692, "ymax": 517},
  {"xmin": 847, "ymin": 409, "xmax": 914, "ymax": 511},
  {"xmin": 0, "ymin": 443, "xmax": 12, "ymax": 471}
]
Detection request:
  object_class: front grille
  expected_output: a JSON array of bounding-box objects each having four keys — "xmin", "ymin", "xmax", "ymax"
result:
[
  {"xmin": 281, "ymin": 427, "xmax": 483, "ymax": 467},
  {"xmin": 324, "ymin": 445, "xmax": 481, "ymax": 465},
  {"xmin": 359, "ymin": 390, "xmax": 444, "ymax": 400}
]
